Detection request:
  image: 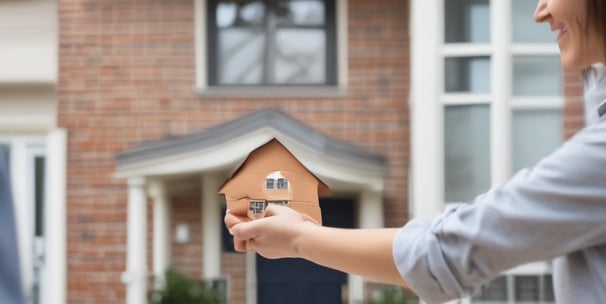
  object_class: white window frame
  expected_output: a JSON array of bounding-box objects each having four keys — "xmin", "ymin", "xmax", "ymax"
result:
[
  {"xmin": 0, "ymin": 136, "xmax": 45, "ymax": 303},
  {"xmin": 194, "ymin": 0, "xmax": 349, "ymax": 97},
  {"xmin": 410, "ymin": 1, "xmax": 561, "ymax": 301},
  {"xmin": 461, "ymin": 268, "xmax": 555, "ymax": 304},
  {"xmin": 0, "ymin": 130, "xmax": 67, "ymax": 304}
]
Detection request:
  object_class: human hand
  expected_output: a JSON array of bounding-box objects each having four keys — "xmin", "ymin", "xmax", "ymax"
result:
[{"xmin": 224, "ymin": 204, "xmax": 316, "ymax": 259}]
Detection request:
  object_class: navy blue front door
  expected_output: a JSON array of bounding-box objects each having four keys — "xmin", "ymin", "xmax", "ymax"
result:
[{"xmin": 257, "ymin": 198, "xmax": 355, "ymax": 304}]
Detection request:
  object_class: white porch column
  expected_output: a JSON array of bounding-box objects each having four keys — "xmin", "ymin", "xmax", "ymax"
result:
[
  {"xmin": 490, "ymin": 0, "xmax": 512, "ymax": 185},
  {"xmin": 359, "ymin": 190, "xmax": 385, "ymax": 229},
  {"xmin": 149, "ymin": 180, "xmax": 170, "ymax": 288},
  {"xmin": 349, "ymin": 189, "xmax": 385, "ymax": 304},
  {"xmin": 202, "ymin": 174, "xmax": 221, "ymax": 279},
  {"xmin": 9, "ymin": 139, "xmax": 32, "ymax": 299},
  {"xmin": 43, "ymin": 129, "xmax": 67, "ymax": 304},
  {"xmin": 410, "ymin": 0, "xmax": 445, "ymax": 221},
  {"xmin": 124, "ymin": 177, "xmax": 147, "ymax": 304},
  {"xmin": 245, "ymin": 252, "xmax": 257, "ymax": 304}
]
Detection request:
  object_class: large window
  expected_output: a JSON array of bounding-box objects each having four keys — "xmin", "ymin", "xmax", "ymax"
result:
[
  {"xmin": 412, "ymin": 0, "xmax": 562, "ymax": 302},
  {"xmin": 441, "ymin": 2, "xmax": 561, "ymax": 300},
  {"xmin": 442, "ymin": 0, "xmax": 562, "ymax": 203},
  {"xmin": 207, "ymin": 0, "xmax": 337, "ymax": 86}
]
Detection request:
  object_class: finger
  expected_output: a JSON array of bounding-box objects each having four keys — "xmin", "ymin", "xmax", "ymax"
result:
[
  {"xmin": 224, "ymin": 210, "xmax": 240, "ymax": 230},
  {"xmin": 231, "ymin": 217, "xmax": 270, "ymax": 240},
  {"xmin": 233, "ymin": 239, "xmax": 248, "ymax": 252},
  {"xmin": 263, "ymin": 204, "xmax": 292, "ymax": 216},
  {"xmin": 224, "ymin": 210, "xmax": 249, "ymax": 231},
  {"xmin": 264, "ymin": 204, "xmax": 318, "ymax": 224}
]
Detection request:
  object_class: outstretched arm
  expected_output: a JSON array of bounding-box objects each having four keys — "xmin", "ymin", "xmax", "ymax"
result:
[{"xmin": 225, "ymin": 205, "xmax": 408, "ymax": 287}]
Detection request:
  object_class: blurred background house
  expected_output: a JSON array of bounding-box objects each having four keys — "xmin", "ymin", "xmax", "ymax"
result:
[{"xmin": 0, "ymin": 0, "xmax": 585, "ymax": 303}]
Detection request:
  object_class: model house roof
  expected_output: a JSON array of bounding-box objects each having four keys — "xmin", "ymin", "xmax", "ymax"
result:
[{"xmin": 218, "ymin": 138, "xmax": 331, "ymax": 197}]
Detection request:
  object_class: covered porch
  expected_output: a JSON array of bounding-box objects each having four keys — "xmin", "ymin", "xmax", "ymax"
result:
[{"xmin": 115, "ymin": 109, "xmax": 388, "ymax": 304}]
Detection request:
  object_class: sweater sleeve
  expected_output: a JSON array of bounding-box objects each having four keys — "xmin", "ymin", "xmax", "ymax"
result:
[{"xmin": 393, "ymin": 121, "xmax": 606, "ymax": 304}]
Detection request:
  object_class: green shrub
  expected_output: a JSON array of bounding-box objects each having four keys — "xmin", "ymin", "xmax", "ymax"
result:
[
  {"xmin": 149, "ymin": 268, "xmax": 222, "ymax": 304},
  {"xmin": 365, "ymin": 286, "xmax": 418, "ymax": 304}
]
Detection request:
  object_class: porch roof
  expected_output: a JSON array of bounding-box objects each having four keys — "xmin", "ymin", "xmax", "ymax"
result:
[{"xmin": 115, "ymin": 108, "xmax": 388, "ymax": 191}]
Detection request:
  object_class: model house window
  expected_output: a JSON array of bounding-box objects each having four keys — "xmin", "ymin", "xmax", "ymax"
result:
[
  {"xmin": 268, "ymin": 200, "xmax": 288, "ymax": 206},
  {"xmin": 265, "ymin": 178, "xmax": 275, "ymax": 189},
  {"xmin": 207, "ymin": 0, "xmax": 337, "ymax": 86},
  {"xmin": 276, "ymin": 178, "xmax": 288, "ymax": 189},
  {"xmin": 265, "ymin": 171, "xmax": 289, "ymax": 190},
  {"xmin": 249, "ymin": 199, "xmax": 268, "ymax": 210}
]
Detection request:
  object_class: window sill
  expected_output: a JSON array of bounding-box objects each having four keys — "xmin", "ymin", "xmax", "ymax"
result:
[{"xmin": 194, "ymin": 86, "xmax": 349, "ymax": 99}]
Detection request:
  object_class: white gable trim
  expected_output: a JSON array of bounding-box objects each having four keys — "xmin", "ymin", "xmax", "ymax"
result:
[{"xmin": 116, "ymin": 128, "xmax": 385, "ymax": 192}]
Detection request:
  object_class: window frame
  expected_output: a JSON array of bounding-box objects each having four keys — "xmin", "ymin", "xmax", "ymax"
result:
[
  {"xmin": 0, "ymin": 136, "xmax": 47, "ymax": 304},
  {"xmin": 410, "ymin": 1, "xmax": 560, "ymax": 301},
  {"xmin": 206, "ymin": 0, "xmax": 337, "ymax": 87},
  {"xmin": 472, "ymin": 273, "xmax": 555, "ymax": 304},
  {"xmin": 194, "ymin": 0, "xmax": 349, "ymax": 98}
]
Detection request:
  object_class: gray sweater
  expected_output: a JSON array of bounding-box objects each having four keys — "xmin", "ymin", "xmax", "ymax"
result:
[{"xmin": 393, "ymin": 68, "xmax": 606, "ymax": 304}]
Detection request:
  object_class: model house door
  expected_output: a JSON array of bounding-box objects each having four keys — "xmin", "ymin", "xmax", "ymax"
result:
[{"xmin": 256, "ymin": 198, "xmax": 354, "ymax": 304}]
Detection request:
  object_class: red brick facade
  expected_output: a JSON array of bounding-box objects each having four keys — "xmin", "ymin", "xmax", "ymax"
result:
[
  {"xmin": 563, "ymin": 68, "xmax": 585, "ymax": 139},
  {"xmin": 58, "ymin": 0, "xmax": 409, "ymax": 302}
]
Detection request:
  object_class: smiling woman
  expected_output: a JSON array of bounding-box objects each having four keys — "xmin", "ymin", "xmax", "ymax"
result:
[{"xmin": 534, "ymin": 0, "xmax": 606, "ymax": 68}]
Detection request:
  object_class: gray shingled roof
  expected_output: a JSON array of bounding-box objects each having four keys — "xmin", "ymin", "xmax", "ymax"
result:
[{"xmin": 116, "ymin": 108, "xmax": 387, "ymax": 170}]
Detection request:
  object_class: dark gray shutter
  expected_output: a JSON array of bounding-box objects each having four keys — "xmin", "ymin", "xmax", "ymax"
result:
[{"xmin": 0, "ymin": 144, "xmax": 25, "ymax": 304}]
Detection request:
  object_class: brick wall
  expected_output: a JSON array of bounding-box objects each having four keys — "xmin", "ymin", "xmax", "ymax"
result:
[
  {"xmin": 58, "ymin": 0, "xmax": 409, "ymax": 302},
  {"xmin": 170, "ymin": 195, "xmax": 203, "ymax": 279},
  {"xmin": 563, "ymin": 68, "xmax": 585, "ymax": 139}
]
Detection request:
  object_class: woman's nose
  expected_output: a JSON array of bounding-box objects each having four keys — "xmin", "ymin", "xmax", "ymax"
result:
[{"xmin": 534, "ymin": 0, "xmax": 549, "ymax": 23}]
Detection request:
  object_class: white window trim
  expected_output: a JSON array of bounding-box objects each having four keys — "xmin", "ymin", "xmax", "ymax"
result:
[
  {"xmin": 193, "ymin": 0, "xmax": 349, "ymax": 98},
  {"xmin": 411, "ymin": 1, "xmax": 558, "ymax": 301},
  {"xmin": 0, "ymin": 130, "xmax": 67, "ymax": 304},
  {"xmin": 442, "ymin": 44, "xmax": 492, "ymax": 57},
  {"xmin": 442, "ymin": 94, "xmax": 491, "ymax": 105}
]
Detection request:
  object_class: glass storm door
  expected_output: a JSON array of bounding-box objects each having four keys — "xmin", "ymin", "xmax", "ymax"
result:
[{"xmin": 1, "ymin": 138, "xmax": 47, "ymax": 304}]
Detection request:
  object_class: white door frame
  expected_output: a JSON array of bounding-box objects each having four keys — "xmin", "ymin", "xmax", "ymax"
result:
[{"xmin": 0, "ymin": 130, "xmax": 67, "ymax": 304}]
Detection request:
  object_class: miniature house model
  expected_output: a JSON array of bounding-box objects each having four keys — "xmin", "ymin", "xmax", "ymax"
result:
[{"xmin": 219, "ymin": 138, "xmax": 330, "ymax": 224}]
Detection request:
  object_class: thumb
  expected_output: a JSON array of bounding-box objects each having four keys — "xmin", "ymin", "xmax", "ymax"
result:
[{"xmin": 231, "ymin": 217, "xmax": 268, "ymax": 240}]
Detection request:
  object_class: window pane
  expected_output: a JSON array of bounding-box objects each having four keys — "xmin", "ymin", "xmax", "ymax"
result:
[
  {"xmin": 210, "ymin": 0, "xmax": 335, "ymax": 86},
  {"xmin": 445, "ymin": 0, "xmax": 490, "ymax": 43},
  {"xmin": 274, "ymin": 29, "xmax": 325, "ymax": 84},
  {"xmin": 515, "ymin": 275, "xmax": 540, "ymax": 301},
  {"xmin": 444, "ymin": 105, "xmax": 491, "ymax": 203},
  {"xmin": 279, "ymin": 0, "xmax": 325, "ymax": 26},
  {"xmin": 542, "ymin": 274, "xmax": 555, "ymax": 302},
  {"xmin": 217, "ymin": 1, "xmax": 266, "ymax": 28},
  {"xmin": 512, "ymin": 0, "xmax": 553, "ymax": 43},
  {"xmin": 473, "ymin": 276, "xmax": 507, "ymax": 301},
  {"xmin": 445, "ymin": 57, "xmax": 491, "ymax": 93},
  {"xmin": 513, "ymin": 56, "xmax": 562, "ymax": 96},
  {"xmin": 218, "ymin": 28, "xmax": 266, "ymax": 84},
  {"xmin": 512, "ymin": 110, "xmax": 562, "ymax": 172},
  {"xmin": 35, "ymin": 157, "xmax": 45, "ymax": 237}
]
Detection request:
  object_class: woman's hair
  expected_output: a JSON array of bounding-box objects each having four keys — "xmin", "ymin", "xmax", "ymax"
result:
[{"xmin": 587, "ymin": 0, "xmax": 606, "ymax": 46}]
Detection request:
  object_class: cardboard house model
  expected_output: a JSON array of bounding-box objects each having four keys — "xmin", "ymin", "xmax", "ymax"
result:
[{"xmin": 219, "ymin": 138, "xmax": 330, "ymax": 224}]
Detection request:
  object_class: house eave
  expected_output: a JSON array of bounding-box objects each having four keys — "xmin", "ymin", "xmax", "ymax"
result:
[{"xmin": 115, "ymin": 129, "xmax": 387, "ymax": 192}]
